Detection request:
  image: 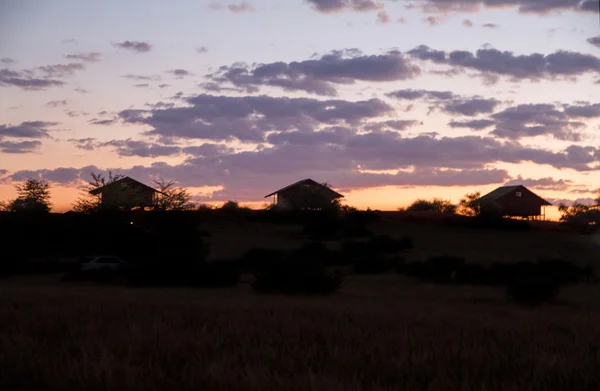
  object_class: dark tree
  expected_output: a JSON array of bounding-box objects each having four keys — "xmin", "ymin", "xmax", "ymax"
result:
[
  {"xmin": 458, "ymin": 192, "xmax": 481, "ymax": 216},
  {"xmin": 406, "ymin": 198, "xmax": 456, "ymax": 214},
  {"xmin": 2, "ymin": 178, "xmax": 52, "ymax": 213},
  {"xmin": 153, "ymin": 178, "xmax": 195, "ymax": 211},
  {"xmin": 72, "ymin": 171, "xmax": 124, "ymax": 213}
]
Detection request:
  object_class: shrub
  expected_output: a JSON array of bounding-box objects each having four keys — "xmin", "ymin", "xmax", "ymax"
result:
[
  {"xmin": 403, "ymin": 256, "xmax": 467, "ymax": 283},
  {"xmin": 341, "ymin": 236, "xmax": 411, "ymax": 274},
  {"xmin": 239, "ymin": 248, "xmax": 287, "ymax": 273},
  {"xmin": 506, "ymin": 277, "xmax": 561, "ymax": 306},
  {"xmin": 252, "ymin": 258, "xmax": 342, "ymax": 295}
]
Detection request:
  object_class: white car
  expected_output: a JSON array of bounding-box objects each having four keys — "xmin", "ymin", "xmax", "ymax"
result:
[{"xmin": 79, "ymin": 255, "xmax": 126, "ymax": 273}]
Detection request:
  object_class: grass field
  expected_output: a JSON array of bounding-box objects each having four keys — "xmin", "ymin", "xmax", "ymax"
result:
[
  {"xmin": 2, "ymin": 276, "xmax": 600, "ymax": 391},
  {"xmin": 3, "ymin": 220, "xmax": 600, "ymax": 390},
  {"xmin": 205, "ymin": 219, "xmax": 600, "ymax": 265}
]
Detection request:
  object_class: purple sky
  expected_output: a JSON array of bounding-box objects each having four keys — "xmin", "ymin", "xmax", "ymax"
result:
[{"xmin": 0, "ymin": 0, "xmax": 599, "ymax": 213}]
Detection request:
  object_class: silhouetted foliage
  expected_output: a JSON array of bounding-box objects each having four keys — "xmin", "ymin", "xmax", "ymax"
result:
[
  {"xmin": 407, "ymin": 198, "xmax": 456, "ymax": 214},
  {"xmin": 153, "ymin": 178, "xmax": 195, "ymax": 211},
  {"xmin": 342, "ymin": 235, "xmax": 412, "ymax": 274},
  {"xmin": 252, "ymin": 257, "xmax": 342, "ymax": 295},
  {"xmin": 1, "ymin": 178, "xmax": 52, "ymax": 213},
  {"xmin": 506, "ymin": 278, "xmax": 561, "ymax": 306},
  {"xmin": 73, "ymin": 171, "xmax": 124, "ymax": 214},
  {"xmin": 558, "ymin": 202, "xmax": 600, "ymax": 233},
  {"xmin": 458, "ymin": 192, "xmax": 481, "ymax": 216}
]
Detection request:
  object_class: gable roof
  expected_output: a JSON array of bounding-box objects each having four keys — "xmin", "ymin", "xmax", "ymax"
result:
[
  {"xmin": 264, "ymin": 178, "xmax": 344, "ymax": 198},
  {"xmin": 476, "ymin": 185, "xmax": 551, "ymax": 206},
  {"xmin": 89, "ymin": 176, "xmax": 158, "ymax": 195}
]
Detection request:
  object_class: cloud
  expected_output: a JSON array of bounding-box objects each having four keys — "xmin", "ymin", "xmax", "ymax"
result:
[
  {"xmin": 503, "ymin": 176, "xmax": 572, "ymax": 190},
  {"xmin": 490, "ymin": 104, "xmax": 586, "ymax": 141},
  {"xmin": 69, "ymin": 138, "xmax": 97, "ymax": 151},
  {"xmin": 408, "ymin": 45, "xmax": 600, "ymax": 82},
  {"xmin": 376, "ymin": 10, "xmax": 390, "ymax": 23},
  {"xmin": 88, "ymin": 117, "xmax": 118, "ymax": 125},
  {"xmin": 123, "ymin": 74, "xmax": 161, "ymax": 81},
  {"xmin": 362, "ymin": 120, "xmax": 420, "ymax": 132},
  {"xmin": 0, "ymin": 121, "xmax": 58, "ymax": 139},
  {"xmin": 133, "ymin": 83, "xmax": 150, "ymax": 88},
  {"xmin": 196, "ymin": 46, "xmax": 209, "ymax": 54},
  {"xmin": 422, "ymin": 16, "xmax": 443, "ymax": 25},
  {"xmin": 37, "ymin": 62, "xmax": 85, "ymax": 77},
  {"xmin": 209, "ymin": 2, "xmax": 255, "ymax": 12},
  {"xmin": 462, "ymin": 19, "xmax": 473, "ymax": 27},
  {"xmin": 64, "ymin": 52, "xmax": 102, "ymax": 62},
  {"xmin": 46, "ymin": 100, "xmax": 68, "ymax": 108},
  {"xmin": 118, "ymin": 93, "xmax": 394, "ymax": 142},
  {"xmin": 207, "ymin": 49, "xmax": 420, "ymax": 96},
  {"xmin": 100, "ymin": 139, "xmax": 182, "ymax": 158},
  {"xmin": 0, "ymin": 140, "xmax": 42, "ymax": 154},
  {"xmin": 563, "ymin": 102, "xmax": 600, "ymax": 118},
  {"xmin": 1, "ymin": 58, "xmax": 15, "ymax": 64},
  {"xmin": 415, "ymin": 0, "xmax": 597, "ymax": 15},
  {"xmin": 112, "ymin": 41, "xmax": 152, "ymax": 53},
  {"xmin": 0, "ymin": 68, "xmax": 65, "ymax": 90},
  {"xmin": 74, "ymin": 88, "xmax": 88, "ymax": 94},
  {"xmin": 166, "ymin": 69, "xmax": 193, "ymax": 78},
  {"xmin": 158, "ymin": 84, "xmax": 171, "ymax": 88},
  {"xmin": 397, "ymin": 16, "xmax": 407, "ymax": 23},
  {"xmin": 448, "ymin": 119, "xmax": 495, "ymax": 130},
  {"xmin": 61, "ymin": 39, "xmax": 78, "ymax": 44},
  {"xmin": 482, "ymin": 23, "xmax": 500, "ymax": 28},
  {"xmin": 305, "ymin": 0, "xmax": 384, "ymax": 13},
  {"xmin": 386, "ymin": 89, "xmax": 499, "ymax": 116},
  {"xmin": 65, "ymin": 110, "xmax": 89, "ymax": 118},
  {"xmin": 588, "ymin": 36, "xmax": 600, "ymax": 49}
]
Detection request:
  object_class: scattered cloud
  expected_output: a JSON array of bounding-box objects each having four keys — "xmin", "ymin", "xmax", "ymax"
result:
[
  {"xmin": 587, "ymin": 36, "xmax": 600, "ymax": 49},
  {"xmin": 158, "ymin": 84, "xmax": 171, "ymax": 88},
  {"xmin": 209, "ymin": 2, "xmax": 256, "ymax": 12},
  {"xmin": 386, "ymin": 89, "xmax": 499, "ymax": 116},
  {"xmin": 196, "ymin": 46, "xmax": 209, "ymax": 54},
  {"xmin": 37, "ymin": 62, "xmax": 85, "ymax": 77},
  {"xmin": 408, "ymin": 45, "xmax": 600, "ymax": 82},
  {"xmin": 64, "ymin": 52, "xmax": 102, "ymax": 62},
  {"xmin": 112, "ymin": 40, "xmax": 152, "ymax": 53},
  {"xmin": 0, "ymin": 121, "xmax": 59, "ymax": 139},
  {"xmin": 0, "ymin": 68, "xmax": 65, "ymax": 90},
  {"xmin": 397, "ymin": 16, "xmax": 407, "ymax": 23},
  {"xmin": 376, "ymin": 10, "xmax": 390, "ymax": 23},
  {"xmin": 118, "ymin": 93, "xmax": 394, "ymax": 142},
  {"xmin": 0, "ymin": 140, "xmax": 42, "ymax": 154},
  {"xmin": 123, "ymin": 74, "xmax": 161, "ymax": 81},
  {"xmin": 305, "ymin": 0, "xmax": 384, "ymax": 13},
  {"xmin": 504, "ymin": 176, "xmax": 573, "ymax": 191},
  {"xmin": 207, "ymin": 49, "xmax": 420, "ymax": 96},
  {"xmin": 74, "ymin": 88, "xmax": 88, "ymax": 94},
  {"xmin": 1, "ymin": 57, "xmax": 15, "ymax": 64},
  {"xmin": 414, "ymin": 0, "xmax": 597, "ymax": 15},
  {"xmin": 69, "ymin": 138, "xmax": 97, "ymax": 151},
  {"xmin": 422, "ymin": 16, "xmax": 443, "ymax": 25},
  {"xmin": 166, "ymin": 69, "xmax": 193, "ymax": 78},
  {"xmin": 448, "ymin": 119, "xmax": 495, "ymax": 130},
  {"xmin": 46, "ymin": 100, "xmax": 68, "ymax": 108},
  {"xmin": 133, "ymin": 83, "xmax": 150, "ymax": 88},
  {"xmin": 61, "ymin": 39, "xmax": 78, "ymax": 44},
  {"xmin": 482, "ymin": 23, "xmax": 499, "ymax": 28},
  {"xmin": 88, "ymin": 118, "xmax": 118, "ymax": 126},
  {"xmin": 462, "ymin": 19, "xmax": 473, "ymax": 27}
]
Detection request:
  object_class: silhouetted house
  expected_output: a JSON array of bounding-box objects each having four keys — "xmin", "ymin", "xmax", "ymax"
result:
[
  {"xmin": 474, "ymin": 185, "xmax": 551, "ymax": 219},
  {"xmin": 264, "ymin": 179, "xmax": 344, "ymax": 210},
  {"xmin": 90, "ymin": 177, "xmax": 159, "ymax": 209}
]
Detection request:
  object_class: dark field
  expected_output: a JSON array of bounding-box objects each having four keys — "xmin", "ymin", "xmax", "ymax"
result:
[
  {"xmin": 3, "ymin": 276, "xmax": 600, "ymax": 391},
  {"xmin": 3, "ymin": 220, "xmax": 600, "ymax": 391}
]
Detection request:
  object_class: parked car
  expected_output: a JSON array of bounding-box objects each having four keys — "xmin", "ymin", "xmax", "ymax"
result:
[{"xmin": 79, "ymin": 255, "xmax": 126, "ymax": 273}]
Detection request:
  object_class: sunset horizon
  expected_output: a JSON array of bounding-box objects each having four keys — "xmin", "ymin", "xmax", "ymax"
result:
[{"xmin": 1, "ymin": 0, "xmax": 599, "ymax": 218}]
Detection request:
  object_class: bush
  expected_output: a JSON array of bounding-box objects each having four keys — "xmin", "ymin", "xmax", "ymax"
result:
[
  {"xmin": 341, "ymin": 235, "xmax": 412, "ymax": 274},
  {"xmin": 403, "ymin": 256, "xmax": 467, "ymax": 283},
  {"xmin": 252, "ymin": 258, "xmax": 342, "ymax": 295},
  {"xmin": 506, "ymin": 277, "xmax": 561, "ymax": 306},
  {"xmin": 239, "ymin": 248, "xmax": 286, "ymax": 273}
]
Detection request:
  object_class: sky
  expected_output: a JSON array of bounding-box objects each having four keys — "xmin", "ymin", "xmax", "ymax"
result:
[{"xmin": 0, "ymin": 0, "xmax": 599, "ymax": 217}]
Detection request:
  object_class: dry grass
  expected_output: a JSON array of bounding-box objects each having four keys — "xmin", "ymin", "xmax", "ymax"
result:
[
  {"xmin": 206, "ymin": 219, "xmax": 600, "ymax": 266},
  {"xmin": 2, "ymin": 275, "xmax": 600, "ymax": 391}
]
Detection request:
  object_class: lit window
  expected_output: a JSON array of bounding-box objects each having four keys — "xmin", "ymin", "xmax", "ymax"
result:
[{"xmin": 516, "ymin": 192, "xmax": 522, "ymax": 197}]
